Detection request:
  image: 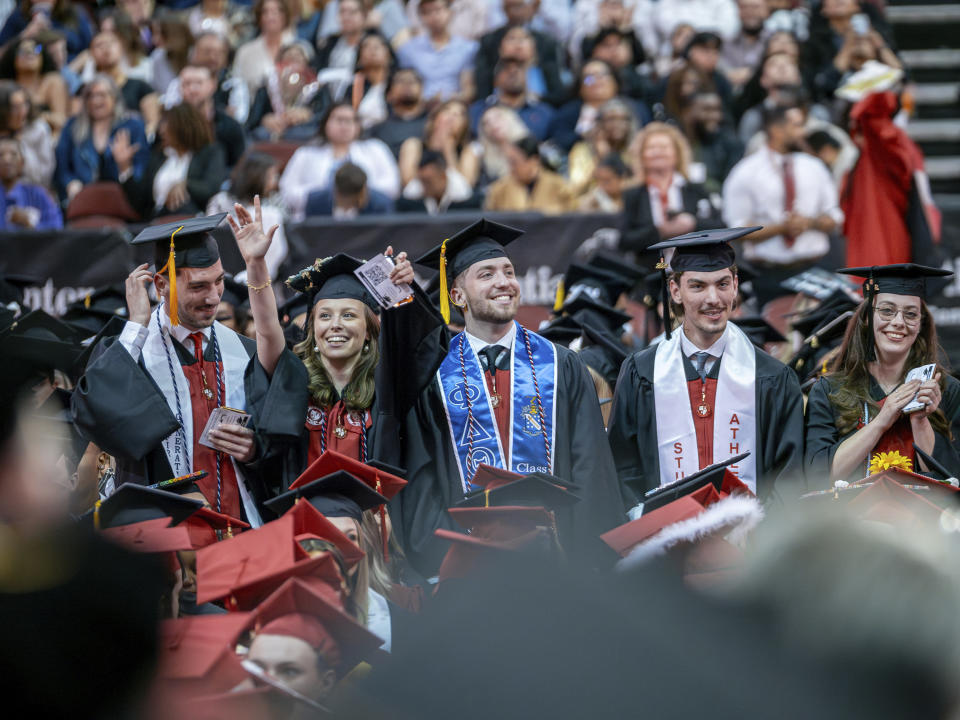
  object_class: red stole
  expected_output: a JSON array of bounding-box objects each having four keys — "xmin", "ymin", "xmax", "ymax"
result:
[
  {"xmin": 305, "ymin": 400, "xmax": 371, "ymax": 465},
  {"xmin": 861, "ymin": 396, "xmax": 916, "ymax": 466},
  {"xmin": 484, "ymin": 368, "xmax": 512, "ymax": 463},
  {"xmin": 181, "ymin": 360, "xmax": 241, "ymax": 518},
  {"xmin": 686, "ymin": 378, "xmax": 719, "ymax": 471}
]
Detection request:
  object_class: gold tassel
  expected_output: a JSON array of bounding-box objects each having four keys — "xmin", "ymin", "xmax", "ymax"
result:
[
  {"xmin": 93, "ymin": 499, "xmax": 102, "ymax": 530},
  {"xmin": 484, "ymin": 489, "xmax": 490, "ymax": 508},
  {"xmin": 553, "ymin": 279, "xmax": 565, "ymax": 312},
  {"xmin": 439, "ymin": 238, "xmax": 450, "ymax": 324},
  {"xmin": 160, "ymin": 225, "xmax": 185, "ymax": 326}
]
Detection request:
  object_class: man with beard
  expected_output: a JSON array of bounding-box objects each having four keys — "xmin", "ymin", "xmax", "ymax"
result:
[
  {"xmin": 71, "ymin": 214, "xmax": 307, "ymax": 525},
  {"xmin": 369, "ymin": 69, "xmax": 428, "ymax": 158},
  {"xmin": 722, "ymin": 103, "xmax": 842, "ymax": 306},
  {"xmin": 720, "ymin": 0, "xmax": 771, "ymax": 89},
  {"xmin": 607, "ymin": 227, "xmax": 804, "ymax": 510},
  {"xmin": 177, "ymin": 63, "xmax": 247, "ymax": 169},
  {"xmin": 395, "ymin": 219, "xmax": 625, "ymax": 576},
  {"xmin": 681, "ymin": 90, "xmax": 744, "ymax": 193}
]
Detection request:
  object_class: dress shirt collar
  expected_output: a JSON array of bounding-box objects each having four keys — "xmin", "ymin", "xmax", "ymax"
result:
[
  {"xmin": 161, "ymin": 307, "xmax": 212, "ymax": 349},
  {"xmin": 679, "ymin": 323, "xmax": 726, "ymax": 360},
  {"xmin": 465, "ymin": 322, "xmax": 517, "ymax": 356}
]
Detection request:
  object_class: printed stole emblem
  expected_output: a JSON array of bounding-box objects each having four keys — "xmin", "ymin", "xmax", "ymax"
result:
[{"xmin": 438, "ymin": 326, "xmax": 556, "ymax": 491}]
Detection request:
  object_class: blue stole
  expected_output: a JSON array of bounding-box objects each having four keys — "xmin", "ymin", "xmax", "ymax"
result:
[{"xmin": 437, "ymin": 322, "xmax": 557, "ymax": 492}]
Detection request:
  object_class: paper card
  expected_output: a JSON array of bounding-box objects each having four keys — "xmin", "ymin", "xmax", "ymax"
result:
[
  {"xmin": 354, "ymin": 254, "xmax": 413, "ymax": 309},
  {"xmin": 199, "ymin": 406, "xmax": 251, "ymax": 449},
  {"xmin": 903, "ymin": 363, "xmax": 936, "ymax": 414}
]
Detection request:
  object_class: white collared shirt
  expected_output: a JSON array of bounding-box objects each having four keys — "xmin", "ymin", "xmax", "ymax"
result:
[
  {"xmin": 679, "ymin": 324, "xmax": 727, "ymax": 376},
  {"xmin": 119, "ymin": 307, "xmax": 211, "ymax": 363},
  {"xmin": 722, "ymin": 145, "xmax": 843, "ymax": 265},
  {"xmin": 647, "ymin": 172, "xmax": 687, "ymax": 226},
  {"xmin": 465, "ymin": 323, "xmax": 517, "ymax": 358}
]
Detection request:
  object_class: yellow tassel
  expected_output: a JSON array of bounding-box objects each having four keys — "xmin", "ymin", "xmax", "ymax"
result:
[
  {"xmin": 553, "ymin": 279, "xmax": 565, "ymax": 312},
  {"xmin": 93, "ymin": 499, "xmax": 102, "ymax": 530},
  {"xmin": 484, "ymin": 489, "xmax": 490, "ymax": 508},
  {"xmin": 439, "ymin": 238, "xmax": 450, "ymax": 324},
  {"xmin": 161, "ymin": 225, "xmax": 185, "ymax": 326},
  {"xmin": 84, "ymin": 293, "xmax": 91, "ymax": 309}
]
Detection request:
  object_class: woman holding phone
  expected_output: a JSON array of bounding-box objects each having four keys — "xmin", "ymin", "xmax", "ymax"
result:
[{"xmin": 804, "ymin": 264, "xmax": 960, "ymax": 484}]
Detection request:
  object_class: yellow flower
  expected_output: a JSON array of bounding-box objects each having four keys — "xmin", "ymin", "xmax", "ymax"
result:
[{"xmin": 869, "ymin": 450, "xmax": 913, "ymax": 475}]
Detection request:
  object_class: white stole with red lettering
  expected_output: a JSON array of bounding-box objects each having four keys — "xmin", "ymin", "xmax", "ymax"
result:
[{"xmin": 652, "ymin": 322, "xmax": 758, "ymax": 493}]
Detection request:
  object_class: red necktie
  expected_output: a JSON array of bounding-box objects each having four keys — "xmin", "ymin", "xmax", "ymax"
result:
[
  {"xmin": 188, "ymin": 332, "xmax": 205, "ymax": 365},
  {"xmin": 782, "ymin": 156, "xmax": 796, "ymax": 248}
]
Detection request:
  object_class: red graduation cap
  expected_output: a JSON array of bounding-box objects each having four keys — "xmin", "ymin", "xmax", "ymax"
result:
[
  {"xmin": 289, "ymin": 450, "xmax": 407, "ymax": 499},
  {"xmin": 156, "ymin": 613, "xmax": 252, "ymax": 696},
  {"xmin": 468, "ymin": 464, "xmax": 524, "ymax": 490},
  {"xmin": 196, "ymin": 515, "xmax": 345, "ymax": 609},
  {"xmin": 250, "ymin": 577, "xmax": 383, "ymax": 674},
  {"xmin": 285, "ymin": 498, "xmax": 365, "ymax": 569},
  {"xmin": 601, "ymin": 484, "xmax": 724, "ymax": 558},
  {"xmin": 101, "ymin": 517, "xmax": 193, "ymax": 554},
  {"xmin": 181, "ymin": 687, "xmax": 277, "ymax": 720},
  {"xmin": 181, "ymin": 507, "xmax": 250, "ymax": 550},
  {"xmin": 860, "ymin": 466, "xmax": 960, "ymax": 507},
  {"xmin": 848, "ymin": 475, "xmax": 947, "ymax": 527}
]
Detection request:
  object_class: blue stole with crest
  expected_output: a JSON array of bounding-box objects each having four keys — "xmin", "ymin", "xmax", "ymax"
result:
[{"xmin": 437, "ymin": 322, "xmax": 557, "ymax": 492}]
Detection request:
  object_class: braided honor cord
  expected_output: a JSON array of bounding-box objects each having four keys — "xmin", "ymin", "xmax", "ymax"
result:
[
  {"xmin": 521, "ymin": 327, "xmax": 551, "ymax": 467},
  {"xmin": 157, "ymin": 306, "xmax": 190, "ymax": 476}
]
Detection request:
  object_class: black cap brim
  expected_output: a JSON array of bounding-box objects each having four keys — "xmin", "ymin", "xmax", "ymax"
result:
[{"xmin": 264, "ymin": 470, "xmax": 388, "ymax": 520}]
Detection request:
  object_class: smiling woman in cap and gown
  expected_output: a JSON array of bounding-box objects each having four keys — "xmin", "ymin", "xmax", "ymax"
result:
[
  {"xmin": 394, "ymin": 218, "xmax": 625, "ymax": 577},
  {"xmin": 804, "ymin": 264, "xmax": 960, "ymax": 484},
  {"xmin": 71, "ymin": 213, "xmax": 306, "ymax": 525},
  {"xmin": 607, "ymin": 227, "xmax": 805, "ymax": 510}
]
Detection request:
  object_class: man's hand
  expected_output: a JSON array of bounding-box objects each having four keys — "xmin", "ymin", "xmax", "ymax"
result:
[
  {"xmin": 207, "ymin": 423, "xmax": 256, "ymax": 463},
  {"xmin": 385, "ymin": 246, "xmax": 414, "ymax": 286},
  {"xmin": 66, "ymin": 179, "xmax": 84, "ymax": 200},
  {"xmin": 228, "ymin": 194, "xmax": 279, "ymax": 264},
  {"xmin": 125, "ymin": 262, "xmax": 154, "ymax": 326},
  {"xmin": 7, "ymin": 207, "xmax": 35, "ymax": 228},
  {"xmin": 783, "ymin": 212, "xmax": 810, "ymax": 238}
]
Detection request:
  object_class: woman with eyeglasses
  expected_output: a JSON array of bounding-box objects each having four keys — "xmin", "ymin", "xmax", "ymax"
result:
[{"xmin": 804, "ymin": 264, "xmax": 960, "ymax": 485}]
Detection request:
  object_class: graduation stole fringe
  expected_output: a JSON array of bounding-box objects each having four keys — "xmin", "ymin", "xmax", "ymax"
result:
[{"xmin": 437, "ymin": 324, "xmax": 557, "ymax": 493}]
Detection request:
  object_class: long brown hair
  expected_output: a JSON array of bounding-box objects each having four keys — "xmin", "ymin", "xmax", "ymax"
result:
[
  {"xmin": 294, "ymin": 304, "xmax": 381, "ymax": 413},
  {"xmin": 827, "ymin": 298, "xmax": 950, "ymax": 437}
]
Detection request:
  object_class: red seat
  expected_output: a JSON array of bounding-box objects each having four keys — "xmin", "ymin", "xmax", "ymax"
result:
[
  {"xmin": 66, "ymin": 215, "xmax": 130, "ymax": 229},
  {"xmin": 66, "ymin": 182, "xmax": 140, "ymax": 222},
  {"xmin": 250, "ymin": 141, "xmax": 300, "ymax": 174}
]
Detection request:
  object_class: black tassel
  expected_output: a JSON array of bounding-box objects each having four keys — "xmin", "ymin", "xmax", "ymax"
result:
[
  {"xmin": 657, "ymin": 256, "xmax": 671, "ymax": 340},
  {"xmin": 864, "ymin": 274, "xmax": 876, "ymax": 362}
]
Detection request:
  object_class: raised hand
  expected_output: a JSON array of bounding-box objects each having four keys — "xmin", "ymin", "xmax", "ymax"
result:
[
  {"xmin": 227, "ymin": 194, "xmax": 279, "ymax": 264},
  {"xmin": 110, "ymin": 128, "xmax": 140, "ymax": 173},
  {"xmin": 385, "ymin": 245, "xmax": 414, "ymax": 286},
  {"xmin": 125, "ymin": 262, "xmax": 154, "ymax": 326}
]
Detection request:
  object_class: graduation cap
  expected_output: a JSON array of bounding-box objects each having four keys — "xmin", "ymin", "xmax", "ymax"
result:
[
  {"xmin": 913, "ymin": 444, "xmax": 960, "ymax": 486},
  {"xmin": 631, "ymin": 453, "xmax": 752, "ymax": 515},
  {"xmin": 732, "ymin": 315, "xmax": 786, "ymax": 348},
  {"xmin": 130, "ymin": 214, "xmax": 226, "ymax": 326},
  {"xmin": 250, "ymin": 577, "xmax": 383, "ymax": 673},
  {"xmin": 837, "ymin": 264, "xmax": 954, "ymax": 361},
  {"xmin": 181, "ymin": 507, "xmax": 250, "ymax": 550},
  {"xmin": 265, "ymin": 471, "xmax": 388, "ymax": 521},
  {"xmin": 579, "ymin": 324, "xmax": 630, "ymax": 387},
  {"xmin": 553, "ymin": 263, "xmax": 632, "ymax": 311},
  {"xmin": 414, "ymin": 218, "xmax": 524, "ymax": 324},
  {"xmin": 647, "ymin": 227, "xmax": 761, "ymax": 340},
  {"xmin": 288, "ymin": 450, "xmax": 406, "ymax": 500},
  {"xmin": 0, "ymin": 271, "xmax": 38, "ymax": 306},
  {"xmin": 537, "ymin": 315, "xmax": 584, "ymax": 346},
  {"xmin": 847, "ymin": 475, "xmax": 947, "ymax": 528},
  {"xmin": 61, "ymin": 285, "xmax": 129, "ymax": 337},
  {"xmin": 561, "ymin": 294, "xmax": 632, "ymax": 334},
  {"xmin": 1, "ymin": 309, "xmax": 82, "ymax": 373},
  {"xmin": 285, "ymin": 253, "xmax": 378, "ymax": 313},
  {"xmin": 87, "ymin": 482, "xmax": 204, "ymax": 530},
  {"xmin": 285, "ymin": 498, "xmax": 366, "ymax": 569},
  {"xmin": 586, "ymin": 251, "xmax": 647, "ymax": 285},
  {"xmin": 157, "ymin": 613, "xmax": 253, "ymax": 695},
  {"xmin": 101, "ymin": 517, "xmax": 194, "ymax": 554},
  {"xmin": 455, "ymin": 472, "xmax": 581, "ymax": 510},
  {"xmin": 278, "ymin": 292, "xmax": 310, "ymax": 326}
]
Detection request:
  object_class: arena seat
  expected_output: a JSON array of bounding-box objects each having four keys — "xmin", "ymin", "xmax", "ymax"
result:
[{"xmin": 66, "ymin": 182, "xmax": 141, "ymax": 222}]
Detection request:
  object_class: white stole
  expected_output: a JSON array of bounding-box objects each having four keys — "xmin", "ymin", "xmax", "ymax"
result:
[
  {"xmin": 139, "ymin": 304, "xmax": 262, "ymax": 526},
  {"xmin": 652, "ymin": 322, "xmax": 758, "ymax": 493}
]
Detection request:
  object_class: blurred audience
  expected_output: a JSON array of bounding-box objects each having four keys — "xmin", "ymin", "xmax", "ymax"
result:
[
  {"xmin": 0, "ymin": 36, "xmax": 68, "ymax": 134},
  {"xmin": 304, "ymin": 160, "xmax": 394, "ymax": 217},
  {"xmin": 0, "ymin": 80, "xmax": 54, "ymax": 187},
  {"xmin": 568, "ymin": 97, "xmax": 636, "ymax": 198},
  {"xmin": 245, "ymin": 42, "xmax": 326, "ymax": 141},
  {"xmin": 397, "ymin": 0, "xmax": 477, "ymax": 103},
  {"xmin": 233, "ymin": 0, "xmax": 295, "ymax": 94},
  {"xmin": 368, "ymin": 67, "xmax": 427, "ymax": 158},
  {"xmin": 485, "ymin": 134, "xmax": 574, "ymax": 213},
  {"xmin": 399, "ymin": 99, "xmax": 478, "ymax": 188},
  {"xmin": 398, "ymin": 148, "xmax": 480, "ymax": 214},
  {"xmin": 0, "ymin": 136, "xmax": 61, "ymax": 229}
]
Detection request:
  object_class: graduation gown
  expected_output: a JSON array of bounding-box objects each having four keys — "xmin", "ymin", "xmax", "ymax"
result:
[
  {"xmin": 392, "ymin": 331, "xmax": 627, "ymax": 577},
  {"xmin": 71, "ymin": 323, "xmax": 306, "ymax": 515},
  {"xmin": 804, "ymin": 375, "xmax": 960, "ymax": 483},
  {"xmin": 607, "ymin": 344, "xmax": 805, "ymax": 507}
]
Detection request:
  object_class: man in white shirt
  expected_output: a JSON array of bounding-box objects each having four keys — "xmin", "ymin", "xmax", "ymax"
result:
[
  {"xmin": 654, "ymin": 0, "xmax": 740, "ymax": 55},
  {"xmin": 721, "ymin": 102, "xmax": 843, "ymax": 306}
]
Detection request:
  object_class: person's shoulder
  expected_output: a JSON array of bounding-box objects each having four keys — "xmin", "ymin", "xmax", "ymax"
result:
[
  {"xmin": 118, "ymin": 114, "xmax": 146, "ymax": 133},
  {"xmin": 753, "ymin": 345, "xmax": 797, "ymax": 381}
]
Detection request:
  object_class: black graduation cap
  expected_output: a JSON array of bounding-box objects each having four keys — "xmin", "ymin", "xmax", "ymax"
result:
[
  {"xmin": 732, "ymin": 316, "xmax": 786, "ymax": 348},
  {"xmin": 455, "ymin": 473, "xmax": 582, "ymax": 510},
  {"xmin": 554, "ymin": 263, "xmax": 632, "ymax": 310},
  {"xmin": 912, "ymin": 444, "xmax": 958, "ymax": 485},
  {"xmin": 366, "ymin": 459, "xmax": 407, "ymax": 480},
  {"xmin": 1, "ymin": 309, "xmax": 82, "ymax": 373},
  {"xmin": 414, "ymin": 218, "xmax": 524, "ymax": 324},
  {"xmin": 632, "ymin": 453, "xmax": 750, "ymax": 514},
  {"xmin": 586, "ymin": 252, "xmax": 647, "ymax": 284},
  {"xmin": 285, "ymin": 253, "xmax": 378, "ymax": 312},
  {"xmin": 131, "ymin": 214, "xmax": 226, "ymax": 327},
  {"xmin": 647, "ymin": 227, "xmax": 761, "ymax": 340},
  {"xmin": 836, "ymin": 264, "xmax": 953, "ymax": 361},
  {"xmin": 74, "ymin": 315, "xmax": 128, "ymax": 376},
  {"xmin": 220, "ymin": 276, "xmax": 249, "ymax": 309},
  {"xmin": 580, "ymin": 323, "xmax": 629, "ymax": 365},
  {"xmin": 0, "ymin": 272, "xmax": 39, "ymax": 305},
  {"xmin": 788, "ymin": 290, "xmax": 859, "ymax": 338},
  {"xmin": 61, "ymin": 285, "xmax": 129, "ymax": 337},
  {"xmin": 538, "ymin": 315, "xmax": 584, "ymax": 346},
  {"xmin": 87, "ymin": 483, "xmax": 204, "ymax": 529},
  {"xmin": 263, "ymin": 470, "xmax": 388, "ymax": 521},
  {"xmin": 561, "ymin": 294, "xmax": 631, "ymax": 334}
]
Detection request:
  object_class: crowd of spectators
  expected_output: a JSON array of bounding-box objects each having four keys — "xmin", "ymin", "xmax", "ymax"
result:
[{"xmin": 0, "ymin": 0, "xmax": 904, "ymax": 269}]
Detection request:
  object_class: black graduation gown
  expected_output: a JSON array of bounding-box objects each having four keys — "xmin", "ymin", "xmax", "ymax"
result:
[
  {"xmin": 392, "ymin": 336, "xmax": 627, "ymax": 578},
  {"xmin": 70, "ymin": 327, "xmax": 307, "ymax": 513},
  {"xmin": 804, "ymin": 374, "xmax": 960, "ymax": 483},
  {"xmin": 607, "ymin": 344, "xmax": 806, "ymax": 507}
]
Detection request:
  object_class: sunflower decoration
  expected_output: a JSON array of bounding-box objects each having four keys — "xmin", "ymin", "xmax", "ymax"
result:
[{"xmin": 869, "ymin": 450, "xmax": 913, "ymax": 475}]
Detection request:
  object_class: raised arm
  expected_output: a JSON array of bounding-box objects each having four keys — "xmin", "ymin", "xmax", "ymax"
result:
[{"xmin": 229, "ymin": 195, "xmax": 286, "ymax": 376}]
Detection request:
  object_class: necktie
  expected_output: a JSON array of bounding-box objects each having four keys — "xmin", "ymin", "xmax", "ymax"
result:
[
  {"xmin": 782, "ymin": 155, "xmax": 796, "ymax": 248},
  {"xmin": 188, "ymin": 332, "xmax": 205, "ymax": 365},
  {"xmin": 480, "ymin": 345, "xmax": 508, "ymax": 375},
  {"xmin": 694, "ymin": 351, "xmax": 710, "ymax": 383}
]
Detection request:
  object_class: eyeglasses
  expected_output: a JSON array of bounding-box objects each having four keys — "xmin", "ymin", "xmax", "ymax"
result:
[
  {"xmin": 874, "ymin": 304, "xmax": 922, "ymax": 325},
  {"xmin": 16, "ymin": 43, "xmax": 42, "ymax": 56}
]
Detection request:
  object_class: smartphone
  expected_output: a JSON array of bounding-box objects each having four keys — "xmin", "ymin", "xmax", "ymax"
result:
[
  {"xmin": 851, "ymin": 13, "xmax": 870, "ymax": 36},
  {"xmin": 902, "ymin": 363, "xmax": 936, "ymax": 414}
]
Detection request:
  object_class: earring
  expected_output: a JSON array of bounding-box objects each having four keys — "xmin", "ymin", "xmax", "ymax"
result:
[
  {"xmin": 313, "ymin": 344, "xmax": 320, "ymax": 353},
  {"xmin": 362, "ymin": 342, "xmax": 370, "ymax": 354}
]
